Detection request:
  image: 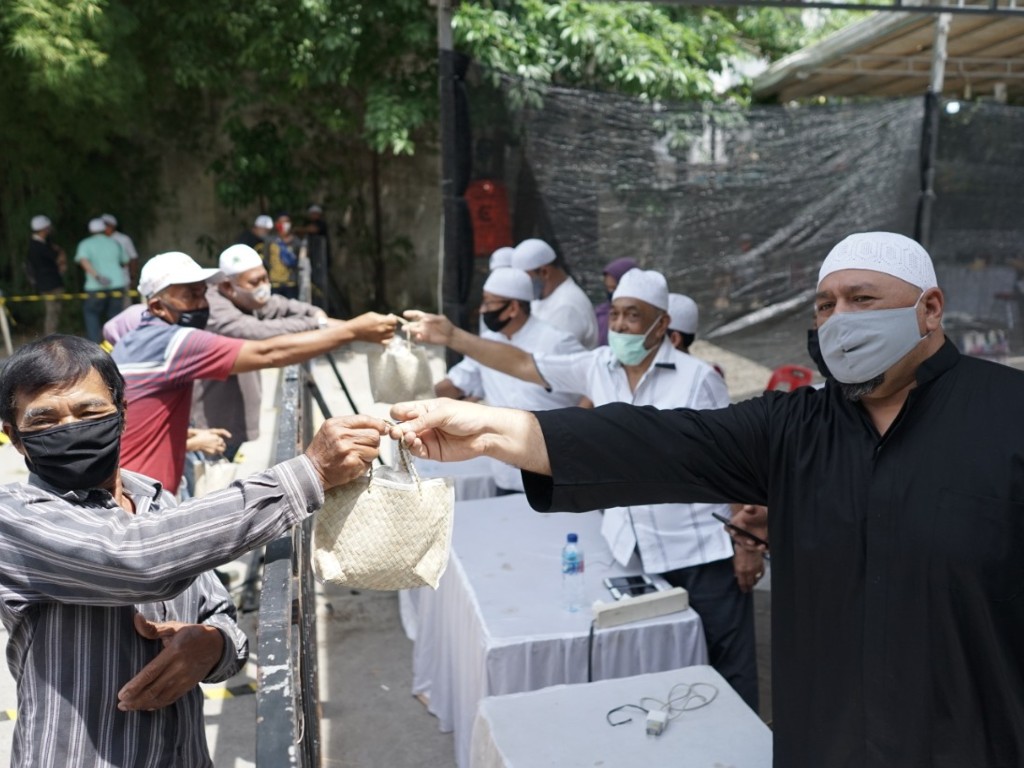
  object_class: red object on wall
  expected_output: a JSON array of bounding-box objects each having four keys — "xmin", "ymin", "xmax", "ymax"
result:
[{"xmin": 464, "ymin": 179, "xmax": 512, "ymax": 258}]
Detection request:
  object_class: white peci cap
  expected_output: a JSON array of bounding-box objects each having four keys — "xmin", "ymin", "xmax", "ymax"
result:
[
  {"xmin": 818, "ymin": 232, "xmax": 937, "ymax": 291},
  {"xmin": 31, "ymin": 215, "xmax": 51, "ymax": 232},
  {"xmin": 667, "ymin": 293, "xmax": 699, "ymax": 335},
  {"xmin": 482, "ymin": 268, "xmax": 534, "ymax": 303},
  {"xmin": 138, "ymin": 252, "xmax": 222, "ymax": 299},
  {"xmin": 488, "ymin": 247, "xmax": 515, "ymax": 271},
  {"xmin": 88, "ymin": 218, "xmax": 106, "ymax": 234},
  {"xmin": 219, "ymin": 244, "xmax": 264, "ymax": 276},
  {"xmin": 612, "ymin": 268, "xmax": 669, "ymax": 311},
  {"xmin": 511, "ymin": 239, "xmax": 556, "ymax": 271}
]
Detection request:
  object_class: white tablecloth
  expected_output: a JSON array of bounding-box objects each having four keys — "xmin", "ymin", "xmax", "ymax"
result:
[
  {"xmin": 410, "ymin": 494, "xmax": 708, "ymax": 768},
  {"xmin": 400, "ymin": 457, "xmax": 499, "ymax": 640},
  {"xmin": 469, "ymin": 665, "xmax": 771, "ymax": 768},
  {"xmin": 415, "ymin": 456, "xmax": 498, "ymax": 501}
]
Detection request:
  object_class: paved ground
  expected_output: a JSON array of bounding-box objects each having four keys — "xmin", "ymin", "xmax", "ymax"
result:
[{"xmin": 0, "ymin": 339, "xmax": 774, "ymax": 766}]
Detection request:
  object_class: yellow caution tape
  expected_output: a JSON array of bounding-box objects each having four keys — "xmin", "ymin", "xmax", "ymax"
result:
[{"xmin": 0, "ymin": 290, "xmax": 140, "ymax": 304}]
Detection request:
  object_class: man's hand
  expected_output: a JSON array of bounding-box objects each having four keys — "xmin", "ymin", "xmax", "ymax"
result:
[
  {"xmin": 347, "ymin": 312, "xmax": 399, "ymax": 344},
  {"xmin": 304, "ymin": 415, "xmax": 389, "ymax": 490},
  {"xmin": 186, "ymin": 427, "xmax": 231, "ymax": 457},
  {"xmin": 97, "ymin": 275, "xmax": 112, "ymax": 287},
  {"xmin": 733, "ymin": 545, "xmax": 765, "ymax": 593},
  {"xmin": 403, "ymin": 309, "xmax": 455, "ymax": 346},
  {"xmin": 729, "ymin": 504, "xmax": 769, "ymax": 553},
  {"xmin": 389, "ymin": 398, "xmax": 551, "ymax": 474},
  {"xmin": 117, "ymin": 613, "xmax": 225, "ymax": 712}
]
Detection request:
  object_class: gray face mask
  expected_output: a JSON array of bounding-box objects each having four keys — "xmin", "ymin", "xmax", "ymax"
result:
[{"xmin": 817, "ymin": 293, "xmax": 928, "ymax": 384}]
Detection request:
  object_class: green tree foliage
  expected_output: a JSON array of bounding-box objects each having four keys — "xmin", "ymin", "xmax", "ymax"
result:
[{"xmin": 0, "ymin": 0, "xmax": 860, "ymax": 313}]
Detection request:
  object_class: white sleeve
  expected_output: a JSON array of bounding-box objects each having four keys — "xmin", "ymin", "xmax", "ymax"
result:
[
  {"xmin": 533, "ymin": 350, "xmax": 595, "ymax": 398},
  {"xmin": 446, "ymin": 357, "xmax": 484, "ymax": 399},
  {"xmin": 695, "ymin": 366, "xmax": 732, "ymax": 409}
]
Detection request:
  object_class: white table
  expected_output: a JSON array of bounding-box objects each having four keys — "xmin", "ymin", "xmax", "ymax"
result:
[
  {"xmin": 400, "ymin": 457, "xmax": 499, "ymax": 640},
  {"xmin": 469, "ymin": 665, "xmax": 772, "ymax": 768},
  {"xmin": 415, "ymin": 456, "xmax": 498, "ymax": 501},
  {"xmin": 409, "ymin": 494, "xmax": 708, "ymax": 768}
]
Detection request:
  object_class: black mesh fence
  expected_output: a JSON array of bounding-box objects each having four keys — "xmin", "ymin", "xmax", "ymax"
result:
[{"xmin": 461, "ymin": 70, "xmax": 1024, "ymax": 369}]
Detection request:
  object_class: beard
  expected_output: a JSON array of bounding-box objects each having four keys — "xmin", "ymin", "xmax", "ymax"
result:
[{"xmin": 838, "ymin": 373, "xmax": 885, "ymax": 402}]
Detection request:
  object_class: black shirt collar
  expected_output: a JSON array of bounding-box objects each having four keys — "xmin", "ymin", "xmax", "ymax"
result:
[{"xmin": 914, "ymin": 336, "xmax": 960, "ymax": 388}]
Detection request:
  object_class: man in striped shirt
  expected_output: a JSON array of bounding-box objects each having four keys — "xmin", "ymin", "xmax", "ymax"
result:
[{"xmin": 0, "ymin": 335, "xmax": 387, "ymax": 767}]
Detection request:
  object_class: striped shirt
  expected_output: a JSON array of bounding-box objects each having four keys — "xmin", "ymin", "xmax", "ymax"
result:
[{"xmin": 0, "ymin": 456, "xmax": 323, "ymax": 767}]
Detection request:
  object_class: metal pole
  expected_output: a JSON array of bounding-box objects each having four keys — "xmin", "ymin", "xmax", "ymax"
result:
[
  {"xmin": 914, "ymin": 13, "xmax": 951, "ymax": 249},
  {"xmin": 438, "ymin": 0, "xmax": 465, "ymax": 368}
]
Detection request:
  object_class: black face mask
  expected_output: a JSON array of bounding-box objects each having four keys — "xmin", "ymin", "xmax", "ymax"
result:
[
  {"xmin": 176, "ymin": 307, "xmax": 209, "ymax": 330},
  {"xmin": 17, "ymin": 414, "xmax": 121, "ymax": 490},
  {"xmin": 482, "ymin": 302, "xmax": 512, "ymax": 333},
  {"xmin": 806, "ymin": 328, "xmax": 833, "ymax": 380}
]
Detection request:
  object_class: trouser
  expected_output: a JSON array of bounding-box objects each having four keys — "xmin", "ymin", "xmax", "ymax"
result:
[
  {"xmin": 42, "ymin": 292, "xmax": 60, "ymax": 336},
  {"xmin": 660, "ymin": 556, "xmax": 759, "ymax": 712},
  {"xmin": 83, "ymin": 291, "xmax": 122, "ymax": 343}
]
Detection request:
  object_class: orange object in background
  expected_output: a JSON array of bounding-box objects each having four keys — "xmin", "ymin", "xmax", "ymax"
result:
[
  {"xmin": 766, "ymin": 364, "xmax": 815, "ymax": 392},
  {"xmin": 465, "ymin": 179, "xmax": 512, "ymax": 258}
]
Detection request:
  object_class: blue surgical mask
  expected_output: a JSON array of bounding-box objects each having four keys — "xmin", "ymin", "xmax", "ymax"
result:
[
  {"xmin": 608, "ymin": 314, "xmax": 663, "ymax": 367},
  {"xmin": 531, "ymin": 276, "xmax": 545, "ymax": 300},
  {"xmin": 816, "ymin": 293, "xmax": 928, "ymax": 384}
]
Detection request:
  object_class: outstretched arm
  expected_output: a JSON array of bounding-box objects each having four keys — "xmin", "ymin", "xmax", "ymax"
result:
[
  {"xmin": 404, "ymin": 310, "xmax": 546, "ymax": 386},
  {"xmin": 390, "ymin": 398, "xmax": 550, "ymax": 475}
]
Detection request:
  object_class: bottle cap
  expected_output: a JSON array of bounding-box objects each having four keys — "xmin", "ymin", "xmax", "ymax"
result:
[{"xmin": 567, "ymin": 533, "xmax": 578, "ymax": 543}]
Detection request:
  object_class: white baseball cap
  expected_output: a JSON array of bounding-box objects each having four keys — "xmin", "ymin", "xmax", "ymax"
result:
[
  {"xmin": 139, "ymin": 252, "xmax": 222, "ymax": 299},
  {"xmin": 483, "ymin": 268, "xmax": 533, "ymax": 303},
  {"xmin": 613, "ymin": 268, "xmax": 669, "ymax": 311},
  {"xmin": 101, "ymin": 213, "xmax": 118, "ymax": 227},
  {"xmin": 31, "ymin": 215, "xmax": 51, "ymax": 232},
  {"xmin": 254, "ymin": 214, "xmax": 274, "ymax": 229},
  {"xmin": 88, "ymin": 218, "xmax": 106, "ymax": 234},
  {"xmin": 219, "ymin": 244, "xmax": 264, "ymax": 276},
  {"xmin": 668, "ymin": 293, "xmax": 699, "ymax": 335},
  {"xmin": 511, "ymin": 239, "xmax": 556, "ymax": 271},
  {"xmin": 818, "ymin": 232, "xmax": 937, "ymax": 291}
]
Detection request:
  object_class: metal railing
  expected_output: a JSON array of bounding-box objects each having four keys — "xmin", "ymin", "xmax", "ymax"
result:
[{"xmin": 254, "ymin": 254, "xmax": 325, "ymax": 766}]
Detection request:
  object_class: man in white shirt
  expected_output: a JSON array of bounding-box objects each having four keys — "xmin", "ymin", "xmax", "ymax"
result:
[
  {"xmin": 512, "ymin": 238, "xmax": 598, "ymax": 349},
  {"xmin": 436, "ymin": 268, "xmax": 585, "ymax": 492},
  {"xmin": 406, "ymin": 268, "xmax": 760, "ymax": 710}
]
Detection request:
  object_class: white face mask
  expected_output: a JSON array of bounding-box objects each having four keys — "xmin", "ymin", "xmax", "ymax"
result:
[
  {"xmin": 232, "ymin": 281, "xmax": 272, "ymax": 308},
  {"xmin": 816, "ymin": 292, "xmax": 928, "ymax": 384}
]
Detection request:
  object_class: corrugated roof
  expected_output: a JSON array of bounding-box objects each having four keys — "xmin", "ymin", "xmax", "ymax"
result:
[{"xmin": 753, "ymin": 12, "xmax": 1024, "ymax": 101}]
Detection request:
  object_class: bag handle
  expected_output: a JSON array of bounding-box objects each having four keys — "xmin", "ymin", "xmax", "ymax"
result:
[{"xmin": 366, "ymin": 428, "xmax": 422, "ymax": 493}]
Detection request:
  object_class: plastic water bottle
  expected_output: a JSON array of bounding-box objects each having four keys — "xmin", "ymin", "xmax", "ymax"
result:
[{"xmin": 561, "ymin": 533, "xmax": 585, "ymax": 612}]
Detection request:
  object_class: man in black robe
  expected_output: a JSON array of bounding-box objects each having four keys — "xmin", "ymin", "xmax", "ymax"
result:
[{"xmin": 390, "ymin": 232, "xmax": 1024, "ymax": 768}]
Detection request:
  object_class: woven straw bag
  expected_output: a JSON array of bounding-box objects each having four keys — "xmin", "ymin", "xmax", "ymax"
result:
[
  {"xmin": 193, "ymin": 459, "xmax": 238, "ymax": 496},
  {"xmin": 367, "ymin": 329, "xmax": 434, "ymax": 404},
  {"xmin": 312, "ymin": 441, "xmax": 454, "ymax": 590}
]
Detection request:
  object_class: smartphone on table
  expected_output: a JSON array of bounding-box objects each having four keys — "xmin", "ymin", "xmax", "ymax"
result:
[
  {"xmin": 603, "ymin": 574, "xmax": 658, "ymax": 600},
  {"xmin": 711, "ymin": 511, "xmax": 770, "ymax": 550}
]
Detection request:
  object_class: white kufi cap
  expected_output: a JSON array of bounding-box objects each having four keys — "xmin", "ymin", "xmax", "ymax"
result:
[
  {"xmin": 31, "ymin": 215, "xmax": 51, "ymax": 232},
  {"xmin": 101, "ymin": 213, "xmax": 118, "ymax": 227},
  {"xmin": 483, "ymin": 268, "xmax": 534, "ymax": 302},
  {"xmin": 668, "ymin": 293, "xmax": 699, "ymax": 335},
  {"xmin": 88, "ymin": 217, "xmax": 106, "ymax": 234},
  {"xmin": 254, "ymin": 214, "xmax": 274, "ymax": 229},
  {"xmin": 219, "ymin": 244, "xmax": 264, "ymax": 276},
  {"xmin": 613, "ymin": 268, "xmax": 669, "ymax": 311},
  {"xmin": 489, "ymin": 247, "xmax": 514, "ymax": 271},
  {"xmin": 139, "ymin": 252, "xmax": 222, "ymax": 299},
  {"xmin": 818, "ymin": 232, "xmax": 937, "ymax": 291},
  {"xmin": 511, "ymin": 239, "xmax": 556, "ymax": 271}
]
